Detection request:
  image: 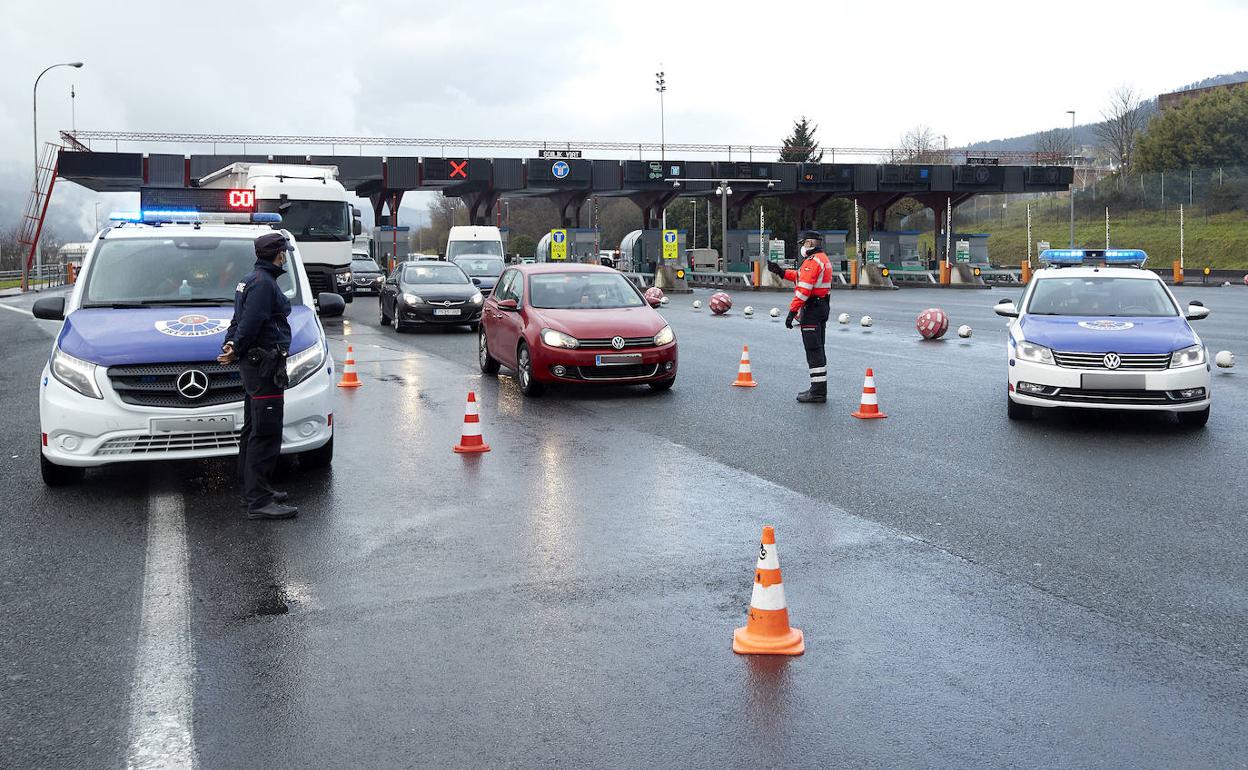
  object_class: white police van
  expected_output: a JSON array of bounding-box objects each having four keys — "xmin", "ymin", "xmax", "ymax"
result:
[
  {"xmin": 995, "ymin": 249, "xmax": 1211, "ymax": 427},
  {"xmin": 33, "ymin": 203, "xmax": 344, "ymax": 485}
]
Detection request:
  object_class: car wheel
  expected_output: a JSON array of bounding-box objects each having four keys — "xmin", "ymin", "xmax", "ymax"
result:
[
  {"xmin": 648, "ymin": 377, "xmax": 675, "ymax": 392},
  {"xmin": 40, "ymin": 452, "xmax": 84, "ymax": 486},
  {"xmin": 393, "ymin": 309, "xmax": 405, "ymax": 333},
  {"xmin": 479, "ymin": 327, "xmax": 500, "ymax": 374},
  {"xmin": 517, "ymin": 343, "xmax": 544, "ymax": 397},
  {"xmin": 1177, "ymin": 405, "xmax": 1210, "ymax": 428},
  {"xmin": 1007, "ymin": 394, "xmax": 1032, "ymax": 421},
  {"xmin": 379, "ymin": 300, "xmax": 390, "ymax": 326}
]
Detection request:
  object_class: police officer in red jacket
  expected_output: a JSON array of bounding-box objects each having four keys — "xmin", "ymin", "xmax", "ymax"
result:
[{"xmin": 767, "ymin": 230, "xmax": 835, "ymax": 403}]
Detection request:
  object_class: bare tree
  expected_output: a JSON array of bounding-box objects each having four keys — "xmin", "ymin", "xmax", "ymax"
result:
[
  {"xmin": 1034, "ymin": 129, "xmax": 1070, "ymax": 164},
  {"xmin": 1095, "ymin": 85, "xmax": 1148, "ymax": 171},
  {"xmin": 898, "ymin": 125, "xmax": 942, "ymax": 163}
]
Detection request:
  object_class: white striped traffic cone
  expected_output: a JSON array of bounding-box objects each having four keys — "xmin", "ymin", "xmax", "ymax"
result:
[
  {"xmin": 452, "ymin": 390, "xmax": 491, "ymax": 454},
  {"xmin": 732, "ymin": 345, "xmax": 758, "ymax": 387},
  {"xmin": 336, "ymin": 346, "xmax": 362, "ymax": 388},
  {"xmin": 733, "ymin": 525, "xmax": 804, "ymax": 655},
  {"xmin": 850, "ymin": 367, "xmax": 887, "ymax": 419}
]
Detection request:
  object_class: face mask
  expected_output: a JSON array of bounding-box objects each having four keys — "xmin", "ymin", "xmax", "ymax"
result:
[{"xmin": 800, "ymin": 245, "xmax": 814, "ymax": 258}]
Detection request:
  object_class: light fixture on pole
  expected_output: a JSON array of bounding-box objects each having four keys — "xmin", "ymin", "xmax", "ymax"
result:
[
  {"xmin": 1067, "ymin": 110, "xmax": 1076, "ymax": 248},
  {"xmin": 26, "ymin": 61, "xmax": 84, "ymax": 292},
  {"xmin": 655, "ymin": 69, "xmax": 666, "ymax": 229}
]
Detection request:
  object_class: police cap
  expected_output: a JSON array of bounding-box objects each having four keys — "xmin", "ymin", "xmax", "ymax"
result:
[
  {"xmin": 255, "ymin": 232, "xmax": 292, "ymax": 259},
  {"xmin": 797, "ymin": 230, "xmax": 823, "ymax": 243}
]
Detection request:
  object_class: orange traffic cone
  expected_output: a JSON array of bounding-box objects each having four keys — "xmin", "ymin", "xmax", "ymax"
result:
[
  {"xmin": 732, "ymin": 345, "xmax": 758, "ymax": 388},
  {"xmin": 452, "ymin": 390, "xmax": 491, "ymax": 454},
  {"xmin": 336, "ymin": 346, "xmax": 362, "ymax": 388},
  {"xmin": 733, "ymin": 525, "xmax": 804, "ymax": 655},
  {"xmin": 850, "ymin": 367, "xmax": 886, "ymax": 419}
]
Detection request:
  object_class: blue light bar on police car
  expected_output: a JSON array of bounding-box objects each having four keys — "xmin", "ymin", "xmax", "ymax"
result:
[
  {"xmin": 108, "ymin": 211, "xmax": 282, "ymax": 225},
  {"xmin": 1039, "ymin": 248, "xmax": 1147, "ymax": 267}
]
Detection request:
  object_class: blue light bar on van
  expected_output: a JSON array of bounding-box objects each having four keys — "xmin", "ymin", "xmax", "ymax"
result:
[
  {"xmin": 108, "ymin": 211, "xmax": 282, "ymax": 225},
  {"xmin": 1039, "ymin": 248, "xmax": 1147, "ymax": 267}
]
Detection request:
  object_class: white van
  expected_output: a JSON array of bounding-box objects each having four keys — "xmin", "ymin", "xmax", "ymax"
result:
[{"xmin": 446, "ymin": 225, "xmax": 504, "ymax": 260}]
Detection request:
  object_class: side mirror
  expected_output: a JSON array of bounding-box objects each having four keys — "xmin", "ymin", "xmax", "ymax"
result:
[
  {"xmin": 1186, "ymin": 303, "xmax": 1211, "ymax": 321},
  {"xmin": 386, "ymin": 276, "xmax": 398, "ymax": 285},
  {"xmin": 32, "ymin": 296, "xmax": 65, "ymax": 320},
  {"xmin": 352, "ymin": 206, "xmax": 361, "ymax": 218},
  {"xmin": 994, "ymin": 300, "xmax": 1019, "ymax": 319},
  {"xmin": 353, "ymin": 220, "xmax": 363, "ymax": 236},
  {"xmin": 317, "ymin": 292, "xmax": 346, "ymax": 318},
  {"xmin": 646, "ymin": 295, "xmax": 662, "ymax": 308},
  {"xmin": 471, "ymin": 277, "xmax": 482, "ymax": 286},
  {"xmin": 497, "ymin": 298, "xmax": 519, "ymax": 312}
]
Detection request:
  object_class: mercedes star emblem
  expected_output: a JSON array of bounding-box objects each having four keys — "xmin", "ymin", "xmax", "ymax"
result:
[
  {"xmin": 176, "ymin": 369, "xmax": 210, "ymax": 399},
  {"xmin": 1103, "ymin": 353, "xmax": 1122, "ymax": 370},
  {"xmin": 611, "ymin": 336, "xmax": 626, "ymax": 350}
]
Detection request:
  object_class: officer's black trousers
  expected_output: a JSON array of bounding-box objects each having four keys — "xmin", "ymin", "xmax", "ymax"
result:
[
  {"xmin": 238, "ymin": 358, "xmax": 285, "ymax": 510},
  {"xmin": 799, "ymin": 296, "xmax": 830, "ymax": 393}
]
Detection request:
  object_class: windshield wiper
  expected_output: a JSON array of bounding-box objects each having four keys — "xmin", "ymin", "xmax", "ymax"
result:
[{"xmin": 86, "ymin": 299, "xmax": 232, "ymax": 309}]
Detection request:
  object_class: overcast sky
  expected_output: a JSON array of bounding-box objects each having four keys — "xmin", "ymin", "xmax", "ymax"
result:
[{"xmin": 2, "ymin": 0, "xmax": 1245, "ymax": 236}]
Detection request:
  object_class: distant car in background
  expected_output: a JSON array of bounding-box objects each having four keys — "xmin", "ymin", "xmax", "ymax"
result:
[
  {"xmin": 379, "ymin": 259, "xmax": 484, "ymax": 331},
  {"xmin": 452, "ymin": 255, "xmax": 505, "ymax": 295},
  {"xmin": 351, "ymin": 253, "xmax": 385, "ymax": 295}
]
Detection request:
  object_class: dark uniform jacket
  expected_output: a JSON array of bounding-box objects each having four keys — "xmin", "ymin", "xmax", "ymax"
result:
[{"xmin": 225, "ymin": 260, "xmax": 292, "ymax": 357}]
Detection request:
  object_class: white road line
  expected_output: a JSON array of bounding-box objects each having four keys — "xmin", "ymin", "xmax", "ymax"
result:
[
  {"xmin": 0, "ymin": 303, "xmax": 31, "ymax": 315},
  {"xmin": 126, "ymin": 491, "xmax": 197, "ymax": 770}
]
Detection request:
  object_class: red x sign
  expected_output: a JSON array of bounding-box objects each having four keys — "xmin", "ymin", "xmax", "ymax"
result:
[{"xmin": 449, "ymin": 160, "xmax": 468, "ymax": 179}]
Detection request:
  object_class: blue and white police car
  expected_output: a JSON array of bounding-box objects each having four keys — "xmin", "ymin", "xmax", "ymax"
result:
[
  {"xmin": 995, "ymin": 249, "xmax": 1211, "ymax": 427},
  {"xmin": 33, "ymin": 209, "xmax": 344, "ymax": 485}
]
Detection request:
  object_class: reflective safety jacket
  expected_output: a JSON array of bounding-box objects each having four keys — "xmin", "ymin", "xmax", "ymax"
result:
[{"xmin": 783, "ymin": 249, "xmax": 835, "ymax": 313}]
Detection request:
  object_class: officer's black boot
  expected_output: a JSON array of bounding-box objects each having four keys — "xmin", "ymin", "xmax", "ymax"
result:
[
  {"xmin": 796, "ymin": 383, "xmax": 827, "ymax": 403},
  {"xmin": 247, "ymin": 502, "xmax": 299, "ymax": 520}
]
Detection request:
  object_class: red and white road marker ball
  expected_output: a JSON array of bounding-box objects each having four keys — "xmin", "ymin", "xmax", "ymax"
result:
[
  {"xmin": 709, "ymin": 292, "xmax": 733, "ymax": 315},
  {"xmin": 916, "ymin": 307, "xmax": 949, "ymax": 340},
  {"xmin": 644, "ymin": 287, "xmax": 665, "ymax": 304}
]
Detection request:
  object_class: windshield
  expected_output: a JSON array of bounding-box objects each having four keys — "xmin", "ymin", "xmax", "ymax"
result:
[
  {"xmin": 447, "ymin": 241, "xmax": 504, "ymax": 259},
  {"xmin": 352, "ymin": 258, "xmax": 382, "ymax": 272},
  {"xmin": 82, "ymin": 237, "xmax": 298, "ymax": 307},
  {"xmin": 529, "ymin": 272, "xmax": 645, "ymax": 310},
  {"xmin": 453, "ymin": 257, "xmax": 505, "ymax": 277},
  {"xmin": 403, "ymin": 264, "xmax": 470, "ymax": 285},
  {"xmin": 256, "ymin": 200, "xmax": 350, "ymax": 242},
  {"xmin": 1026, "ymin": 277, "xmax": 1178, "ymax": 317}
]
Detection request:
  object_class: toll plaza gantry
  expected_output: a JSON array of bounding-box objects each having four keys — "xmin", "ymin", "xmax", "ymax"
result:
[{"xmin": 54, "ymin": 147, "xmax": 1072, "ymax": 254}]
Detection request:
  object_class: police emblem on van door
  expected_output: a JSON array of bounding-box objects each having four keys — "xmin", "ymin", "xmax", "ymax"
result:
[{"xmin": 155, "ymin": 314, "xmax": 230, "ymax": 338}]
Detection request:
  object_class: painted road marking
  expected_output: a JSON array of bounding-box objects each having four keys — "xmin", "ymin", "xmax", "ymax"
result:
[
  {"xmin": 126, "ymin": 491, "xmax": 197, "ymax": 770},
  {"xmin": 0, "ymin": 303, "xmax": 31, "ymax": 315}
]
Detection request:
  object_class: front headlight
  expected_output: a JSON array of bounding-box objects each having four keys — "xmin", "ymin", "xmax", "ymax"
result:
[
  {"xmin": 654, "ymin": 325, "xmax": 675, "ymax": 346},
  {"xmin": 471, "ymin": 292, "xmax": 484, "ymax": 305},
  {"xmin": 402, "ymin": 292, "xmax": 423, "ymax": 305},
  {"xmin": 1014, "ymin": 340, "xmax": 1054, "ymax": 364},
  {"xmin": 286, "ymin": 341, "xmax": 327, "ymax": 387},
  {"xmin": 336, "ymin": 271, "xmax": 352, "ymax": 285},
  {"xmin": 541, "ymin": 328, "xmax": 579, "ymax": 349},
  {"xmin": 1170, "ymin": 344, "xmax": 1206, "ymax": 368},
  {"xmin": 50, "ymin": 347, "xmax": 102, "ymax": 399}
]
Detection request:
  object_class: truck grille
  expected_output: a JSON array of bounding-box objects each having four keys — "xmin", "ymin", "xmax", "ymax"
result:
[
  {"xmin": 96, "ymin": 430, "xmax": 242, "ymax": 456},
  {"xmin": 107, "ymin": 361, "xmax": 243, "ymax": 408},
  {"xmin": 577, "ymin": 336, "xmax": 656, "ymax": 349},
  {"xmin": 1053, "ymin": 351, "xmax": 1171, "ymax": 371},
  {"xmin": 306, "ymin": 268, "xmax": 333, "ymax": 296},
  {"xmin": 575, "ymin": 363, "xmax": 660, "ymax": 380}
]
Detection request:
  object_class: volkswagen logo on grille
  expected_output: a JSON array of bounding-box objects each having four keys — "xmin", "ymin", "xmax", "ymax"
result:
[
  {"xmin": 1103, "ymin": 353, "xmax": 1122, "ymax": 370},
  {"xmin": 176, "ymin": 369, "xmax": 209, "ymax": 400},
  {"xmin": 611, "ymin": 336, "xmax": 626, "ymax": 350}
]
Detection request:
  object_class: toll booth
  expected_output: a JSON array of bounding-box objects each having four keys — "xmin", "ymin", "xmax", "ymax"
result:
[
  {"xmin": 952, "ymin": 233, "xmax": 991, "ymax": 265},
  {"xmin": 374, "ymin": 226, "xmax": 411, "ymax": 267},
  {"xmin": 868, "ymin": 231, "xmax": 921, "ymax": 268},
  {"xmin": 536, "ymin": 228, "xmax": 602, "ymax": 263},
  {"xmin": 618, "ymin": 229, "xmax": 688, "ymax": 273},
  {"xmin": 723, "ymin": 230, "xmax": 771, "ymax": 273}
]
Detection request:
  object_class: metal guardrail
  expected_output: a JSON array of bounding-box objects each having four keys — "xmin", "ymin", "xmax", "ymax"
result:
[
  {"xmin": 890, "ymin": 270, "xmax": 938, "ymax": 285},
  {"xmin": 980, "ymin": 269, "xmax": 1022, "ymax": 285},
  {"xmin": 687, "ymin": 271, "xmax": 754, "ymax": 289},
  {"xmin": 0, "ymin": 268, "xmax": 68, "ymax": 291},
  {"xmin": 621, "ymin": 272, "xmax": 652, "ymax": 289}
]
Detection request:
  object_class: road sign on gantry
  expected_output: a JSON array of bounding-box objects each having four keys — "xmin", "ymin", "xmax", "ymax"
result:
[
  {"xmin": 662, "ymin": 229, "xmax": 678, "ymax": 260},
  {"xmin": 550, "ymin": 229, "xmax": 568, "ymax": 261}
]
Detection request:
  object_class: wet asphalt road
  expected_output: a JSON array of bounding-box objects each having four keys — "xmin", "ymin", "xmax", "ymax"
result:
[{"xmin": 1, "ymin": 283, "xmax": 1246, "ymax": 768}]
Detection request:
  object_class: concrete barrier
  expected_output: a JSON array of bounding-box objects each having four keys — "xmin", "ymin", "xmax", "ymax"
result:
[{"xmin": 654, "ymin": 264, "xmax": 693, "ymax": 293}]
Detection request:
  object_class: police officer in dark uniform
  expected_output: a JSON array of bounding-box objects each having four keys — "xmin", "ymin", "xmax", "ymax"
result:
[
  {"xmin": 767, "ymin": 230, "xmax": 834, "ymax": 403},
  {"xmin": 218, "ymin": 232, "xmax": 297, "ymax": 520}
]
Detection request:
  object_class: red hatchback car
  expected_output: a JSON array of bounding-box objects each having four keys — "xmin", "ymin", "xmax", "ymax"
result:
[{"xmin": 478, "ymin": 264, "xmax": 678, "ymax": 396}]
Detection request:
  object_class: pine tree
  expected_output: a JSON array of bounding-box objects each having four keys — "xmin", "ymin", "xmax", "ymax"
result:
[{"xmin": 780, "ymin": 117, "xmax": 823, "ymax": 163}]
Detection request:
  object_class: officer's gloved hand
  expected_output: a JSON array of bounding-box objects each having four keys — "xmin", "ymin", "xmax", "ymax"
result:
[
  {"xmin": 785, "ymin": 311, "xmax": 797, "ymax": 329},
  {"xmin": 766, "ymin": 260, "xmax": 784, "ymax": 277}
]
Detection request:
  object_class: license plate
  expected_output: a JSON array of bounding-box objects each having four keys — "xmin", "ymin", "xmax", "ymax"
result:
[
  {"xmin": 433, "ymin": 308, "xmax": 461, "ymax": 316},
  {"xmin": 595, "ymin": 353, "xmax": 643, "ymax": 366},
  {"xmin": 151, "ymin": 414, "xmax": 236, "ymax": 433},
  {"xmin": 1081, "ymin": 373, "xmax": 1146, "ymax": 390}
]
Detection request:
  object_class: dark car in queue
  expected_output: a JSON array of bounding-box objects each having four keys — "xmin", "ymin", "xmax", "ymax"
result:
[
  {"xmin": 478, "ymin": 263, "xmax": 677, "ymax": 397},
  {"xmin": 452, "ymin": 255, "xmax": 506, "ymax": 296},
  {"xmin": 351, "ymin": 253, "xmax": 385, "ymax": 295},
  {"xmin": 379, "ymin": 260, "xmax": 484, "ymax": 331}
]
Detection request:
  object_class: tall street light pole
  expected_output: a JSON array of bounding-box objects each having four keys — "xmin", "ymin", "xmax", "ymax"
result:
[
  {"xmin": 655, "ymin": 70, "xmax": 666, "ymax": 230},
  {"xmin": 28, "ymin": 61, "xmax": 84, "ymax": 292},
  {"xmin": 716, "ymin": 182, "xmax": 732, "ymax": 271},
  {"xmin": 1067, "ymin": 110, "xmax": 1076, "ymax": 248}
]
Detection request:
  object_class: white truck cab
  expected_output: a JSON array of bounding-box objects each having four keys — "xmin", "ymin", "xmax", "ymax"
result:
[{"xmin": 32, "ymin": 210, "xmax": 343, "ymax": 485}]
